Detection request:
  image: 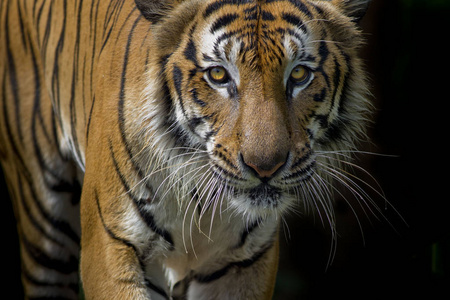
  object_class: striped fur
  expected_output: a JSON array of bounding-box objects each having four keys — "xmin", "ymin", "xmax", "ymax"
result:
[{"xmin": 0, "ymin": 0, "xmax": 373, "ymax": 299}]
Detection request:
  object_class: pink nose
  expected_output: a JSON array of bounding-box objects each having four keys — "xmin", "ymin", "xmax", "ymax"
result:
[{"xmin": 245, "ymin": 161, "xmax": 285, "ymax": 178}]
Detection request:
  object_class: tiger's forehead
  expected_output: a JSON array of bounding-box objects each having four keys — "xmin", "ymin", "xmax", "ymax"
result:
[{"xmin": 197, "ymin": 0, "xmax": 320, "ymax": 69}]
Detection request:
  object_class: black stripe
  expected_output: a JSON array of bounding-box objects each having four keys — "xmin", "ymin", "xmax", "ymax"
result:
[
  {"xmin": 1, "ymin": 68, "xmax": 30, "ymax": 184},
  {"xmin": 190, "ymin": 88, "xmax": 206, "ymax": 107},
  {"xmin": 210, "ymin": 13, "xmax": 239, "ymax": 33},
  {"xmin": 109, "ymin": 140, "xmax": 175, "ymax": 249},
  {"xmin": 117, "ymin": 14, "xmax": 148, "ymax": 179},
  {"xmin": 21, "ymin": 233, "xmax": 79, "ymax": 275},
  {"xmin": 172, "ymin": 64, "xmax": 191, "ymax": 122},
  {"xmin": 68, "ymin": 0, "xmax": 85, "ymax": 169},
  {"xmin": 104, "ymin": 0, "xmax": 119, "ymax": 30},
  {"xmin": 117, "ymin": 6, "xmax": 139, "ymax": 38},
  {"xmin": 329, "ymin": 57, "xmax": 342, "ymax": 112},
  {"xmin": 16, "ymin": 174, "xmax": 66, "ymax": 249},
  {"xmin": 100, "ymin": 1, "xmax": 130, "ymax": 53},
  {"xmin": 313, "ymin": 88, "xmax": 327, "ymax": 102},
  {"xmin": 107, "ymin": 140, "xmax": 144, "ymax": 205},
  {"xmin": 35, "ymin": 0, "xmax": 46, "ymax": 43},
  {"xmin": 288, "ymin": 0, "xmax": 312, "ymax": 18},
  {"xmin": 282, "ymin": 160, "xmax": 316, "ymax": 181},
  {"xmin": 315, "ymin": 113, "xmax": 329, "ymax": 128},
  {"xmin": 95, "ymin": 190, "xmax": 136, "ymax": 250},
  {"xmin": 172, "ymin": 64, "xmax": 183, "ymax": 101},
  {"xmin": 212, "ymin": 163, "xmax": 242, "ymax": 183},
  {"xmin": 22, "ymin": 263, "xmax": 78, "ymax": 292},
  {"xmin": 282, "ymin": 12, "xmax": 300, "ymax": 26},
  {"xmin": 99, "ymin": 24, "xmax": 114, "ymax": 54},
  {"xmin": 244, "ymin": 5, "xmax": 258, "ymax": 21},
  {"xmin": 145, "ymin": 279, "xmax": 170, "ymax": 299},
  {"xmin": 307, "ymin": 1, "xmax": 325, "ymax": 15},
  {"xmin": 89, "ymin": 0, "xmax": 100, "ymax": 102},
  {"xmin": 17, "ymin": 1, "xmax": 29, "ymax": 51},
  {"xmin": 203, "ymin": 0, "xmax": 252, "ymax": 18},
  {"xmin": 24, "ymin": 167, "xmax": 81, "ymax": 244},
  {"xmin": 188, "ymin": 116, "xmax": 205, "ymax": 132},
  {"xmin": 183, "ymin": 39, "xmax": 198, "ymax": 64},
  {"xmin": 100, "ymin": 0, "xmax": 127, "ymax": 54},
  {"xmin": 50, "ymin": 105, "xmax": 65, "ymax": 160},
  {"xmin": 235, "ymin": 218, "xmax": 262, "ymax": 249},
  {"xmin": 282, "ymin": 12, "xmax": 305, "ymax": 32},
  {"xmin": 51, "ymin": 0, "xmax": 66, "ymax": 117},
  {"xmin": 193, "ymin": 242, "xmax": 274, "ymax": 283},
  {"xmin": 27, "ymin": 40, "xmax": 53, "ymax": 144},
  {"xmin": 95, "ymin": 190, "xmax": 170, "ymax": 298},
  {"xmin": 279, "ymin": 27, "xmax": 306, "ymax": 46},
  {"xmin": 104, "ymin": 0, "xmax": 126, "ymax": 34},
  {"xmin": 266, "ymin": 0, "xmax": 312, "ymax": 18},
  {"xmin": 204, "ymin": 128, "xmax": 219, "ymax": 143},
  {"xmin": 5, "ymin": 2, "xmax": 24, "ymax": 143},
  {"xmin": 183, "ymin": 23, "xmax": 198, "ymax": 69},
  {"xmin": 316, "ymin": 40, "xmax": 330, "ymax": 87},
  {"xmin": 320, "ymin": 78, "xmax": 351, "ymax": 144},
  {"xmin": 85, "ymin": 95, "xmax": 96, "ymax": 145},
  {"xmin": 290, "ymin": 146, "xmax": 312, "ymax": 170},
  {"xmin": 261, "ymin": 10, "xmax": 275, "ymax": 21},
  {"xmin": 213, "ymin": 30, "xmax": 240, "ymax": 55},
  {"xmin": 318, "ymin": 40, "xmax": 329, "ymax": 63},
  {"xmin": 41, "ymin": 2, "xmax": 53, "ymax": 60},
  {"xmin": 1, "ymin": 74, "xmax": 26, "ymax": 174},
  {"xmin": 320, "ymin": 117, "xmax": 348, "ymax": 144},
  {"xmin": 214, "ymin": 149, "xmax": 239, "ymax": 171}
]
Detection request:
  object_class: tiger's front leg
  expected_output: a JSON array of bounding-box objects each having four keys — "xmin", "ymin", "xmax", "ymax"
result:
[
  {"xmin": 79, "ymin": 143, "xmax": 164, "ymax": 299},
  {"xmin": 79, "ymin": 192, "xmax": 149, "ymax": 299},
  {"xmin": 187, "ymin": 236, "xmax": 279, "ymax": 300}
]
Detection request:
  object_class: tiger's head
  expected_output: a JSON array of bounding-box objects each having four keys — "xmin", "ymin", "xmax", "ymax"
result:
[{"xmin": 134, "ymin": 0, "xmax": 371, "ymax": 219}]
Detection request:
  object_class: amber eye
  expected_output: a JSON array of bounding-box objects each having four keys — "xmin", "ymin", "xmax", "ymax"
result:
[
  {"xmin": 208, "ymin": 66, "xmax": 229, "ymax": 84},
  {"xmin": 289, "ymin": 65, "xmax": 311, "ymax": 85}
]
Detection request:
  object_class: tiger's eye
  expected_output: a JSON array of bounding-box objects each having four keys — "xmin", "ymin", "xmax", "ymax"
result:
[
  {"xmin": 290, "ymin": 65, "xmax": 310, "ymax": 84},
  {"xmin": 208, "ymin": 67, "xmax": 228, "ymax": 84}
]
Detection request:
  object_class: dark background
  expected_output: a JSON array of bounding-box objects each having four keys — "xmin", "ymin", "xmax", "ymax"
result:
[{"xmin": 2, "ymin": 0, "xmax": 450, "ymax": 298}]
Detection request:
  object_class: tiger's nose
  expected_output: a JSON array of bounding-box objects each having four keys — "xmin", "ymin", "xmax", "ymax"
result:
[{"xmin": 241, "ymin": 153, "xmax": 288, "ymax": 179}]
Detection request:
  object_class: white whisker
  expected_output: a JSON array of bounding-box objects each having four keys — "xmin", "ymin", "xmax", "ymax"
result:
[{"xmin": 314, "ymin": 169, "xmax": 366, "ymax": 245}]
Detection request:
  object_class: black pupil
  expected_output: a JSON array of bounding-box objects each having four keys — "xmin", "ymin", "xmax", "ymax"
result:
[{"xmin": 211, "ymin": 68, "xmax": 227, "ymax": 83}]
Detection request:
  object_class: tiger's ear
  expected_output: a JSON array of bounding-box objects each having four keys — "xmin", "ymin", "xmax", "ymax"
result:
[
  {"xmin": 135, "ymin": 0, "xmax": 182, "ymax": 23},
  {"xmin": 331, "ymin": 0, "xmax": 371, "ymax": 22}
]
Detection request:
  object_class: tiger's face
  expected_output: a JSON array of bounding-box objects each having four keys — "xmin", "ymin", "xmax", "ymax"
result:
[{"xmin": 143, "ymin": 0, "xmax": 369, "ymax": 218}]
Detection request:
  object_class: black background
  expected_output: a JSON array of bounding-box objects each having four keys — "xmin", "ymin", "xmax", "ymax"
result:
[{"xmin": 2, "ymin": 0, "xmax": 450, "ymax": 298}]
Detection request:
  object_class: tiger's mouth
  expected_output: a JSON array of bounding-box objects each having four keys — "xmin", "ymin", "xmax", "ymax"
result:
[
  {"xmin": 225, "ymin": 181, "xmax": 295, "ymax": 217},
  {"xmin": 210, "ymin": 160, "xmax": 315, "ymax": 214},
  {"xmin": 246, "ymin": 184, "xmax": 282, "ymax": 208}
]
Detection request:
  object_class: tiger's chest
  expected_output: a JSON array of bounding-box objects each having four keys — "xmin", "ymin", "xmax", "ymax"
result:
[{"xmin": 129, "ymin": 188, "xmax": 278, "ymax": 292}]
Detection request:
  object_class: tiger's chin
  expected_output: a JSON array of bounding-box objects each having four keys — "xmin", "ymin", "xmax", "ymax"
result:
[
  {"xmin": 208, "ymin": 164, "xmax": 307, "ymax": 220},
  {"xmin": 228, "ymin": 183, "xmax": 297, "ymax": 220}
]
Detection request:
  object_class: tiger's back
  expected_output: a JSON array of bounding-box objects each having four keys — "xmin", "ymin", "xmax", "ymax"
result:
[{"xmin": 0, "ymin": 0, "xmax": 373, "ymax": 299}]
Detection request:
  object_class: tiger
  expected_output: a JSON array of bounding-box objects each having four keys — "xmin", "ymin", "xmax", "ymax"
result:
[{"xmin": 0, "ymin": 0, "xmax": 374, "ymax": 299}]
